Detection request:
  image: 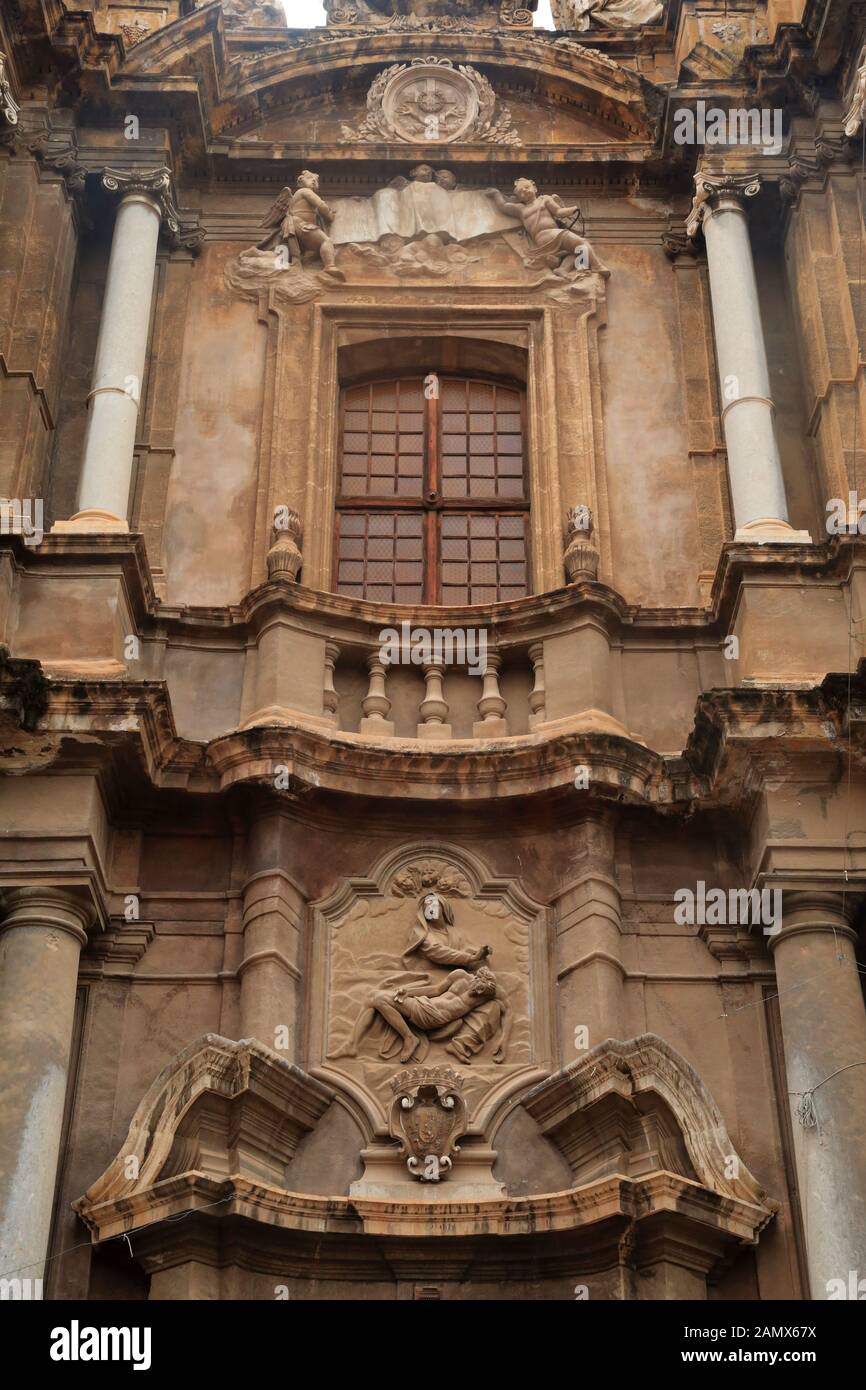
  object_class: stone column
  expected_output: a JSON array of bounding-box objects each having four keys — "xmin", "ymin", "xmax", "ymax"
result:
[
  {"xmin": 687, "ymin": 171, "xmax": 810, "ymax": 544},
  {"xmin": 56, "ymin": 168, "xmax": 177, "ymax": 534},
  {"xmin": 0, "ymin": 887, "xmax": 92, "ymax": 1284},
  {"xmin": 770, "ymin": 891, "xmax": 866, "ymax": 1297}
]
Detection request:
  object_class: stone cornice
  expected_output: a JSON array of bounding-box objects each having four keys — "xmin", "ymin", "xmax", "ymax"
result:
[
  {"xmin": 68, "ymin": 6, "xmax": 662, "ymax": 173},
  {"xmin": 521, "ymin": 1034, "xmax": 774, "ymax": 1211},
  {"xmin": 4, "ymin": 530, "xmax": 863, "ymax": 648},
  {"xmin": 75, "ymin": 1167, "xmax": 773, "ymax": 1270},
  {"xmin": 3, "ymin": 662, "xmax": 865, "ymax": 814}
]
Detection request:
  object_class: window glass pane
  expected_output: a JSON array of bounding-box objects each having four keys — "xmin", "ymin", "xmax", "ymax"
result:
[
  {"xmin": 338, "ymin": 379, "xmax": 424, "ymax": 500},
  {"xmin": 454, "ymin": 512, "xmax": 529, "ymax": 603},
  {"xmin": 438, "ymin": 380, "xmax": 527, "ymax": 503},
  {"xmin": 335, "ymin": 511, "xmax": 424, "ymax": 603},
  {"xmin": 336, "ymin": 377, "xmax": 529, "ymax": 603}
]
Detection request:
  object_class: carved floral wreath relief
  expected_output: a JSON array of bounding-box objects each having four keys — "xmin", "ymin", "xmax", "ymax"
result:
[{"xmin": 341, "ymin": 58, "xmax": 522, "ymax": 146}]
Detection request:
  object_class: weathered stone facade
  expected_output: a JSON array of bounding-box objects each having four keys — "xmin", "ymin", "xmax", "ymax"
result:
[{"xmin": 1, "ymin": 0, "xmax": 866, "ymax": 1302}]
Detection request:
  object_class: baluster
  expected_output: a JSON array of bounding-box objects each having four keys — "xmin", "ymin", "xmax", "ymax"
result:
[
  {"xmin": 473, "ymin": 651, "xmax": 508, "ymax": 737},
  {"xmin": 360, "ymin": 653, "xmax": 395, "ymax": 736},
  {"xmin": 323, "ymin": 641, "xmax": 339, "ymax": 726},
  {"xmin": 528, "ymin": 642, "xmax": 546, "ymax": 729},
  {"xmin": 417, "ymin": 660, "xmax": 451, "ymax": 740}
]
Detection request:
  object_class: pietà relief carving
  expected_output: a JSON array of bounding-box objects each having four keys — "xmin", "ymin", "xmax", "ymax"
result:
[
  {"xmin": 311, "ymin": 851, "xmax": 548, "ymax": 1132},
  {"xmin": 330, "ymin": 892, "xmax": 513, "ymax": 1064}
]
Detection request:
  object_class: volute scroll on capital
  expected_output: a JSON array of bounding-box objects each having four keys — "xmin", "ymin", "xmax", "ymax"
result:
[
  {"xmin": 0, "ymin": 50, "xmax": 20, "ymax": 139},
  {"xmin": 686, "ymin": 171, "xmax": 761, "ymax": 240},
  {"xmin": 101, "ymin": 166, "xmax": 205, "ymax": 252}
]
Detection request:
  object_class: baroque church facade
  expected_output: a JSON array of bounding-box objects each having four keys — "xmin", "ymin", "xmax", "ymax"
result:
[{"xmin": 1, "ymin": 0, "xmax": 866, "ymax": 1302}]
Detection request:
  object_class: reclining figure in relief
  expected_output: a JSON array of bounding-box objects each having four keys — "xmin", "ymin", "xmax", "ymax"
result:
[{"xmin": 330, "ymin": 892, "xmax": 512, "ymax": 1065}]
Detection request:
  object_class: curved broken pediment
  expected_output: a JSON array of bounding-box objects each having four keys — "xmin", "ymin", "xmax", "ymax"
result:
[
  {"xmin": 521, "ymin": 1034, "xmax": 776, "ymax": 1210},
  {"xmin": 73, "ymin": 1028, "xmax": 775, "ymax": 1291}
]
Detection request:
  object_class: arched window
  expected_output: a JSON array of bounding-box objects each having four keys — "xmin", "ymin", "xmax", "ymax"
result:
[{"xmin": 334, "ymin": 375, "xmax": 530, "ymax": 605}]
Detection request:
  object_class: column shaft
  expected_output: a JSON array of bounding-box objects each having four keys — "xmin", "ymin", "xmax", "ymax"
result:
[
  {"xmin": 239, "ymin": 817, "xmax": 304, "ymax": 1054},
  {"xmin": 69, "ymin": 194, "xmax": 162, "ymax": 529},
  {"xmin": 693, "ymin": 174, "xmax": 809, "ymax": 543},
  {"xmin": 553, "ymin": 813, "xmax": 624, "ymax": 1062},
  {"xmin": 0, "ymin": 889, "xmax": 90, "ymax": 1284},
  {"xmin": 771, "ymin": 893, "xmax": 866, "ymax": 1297}
]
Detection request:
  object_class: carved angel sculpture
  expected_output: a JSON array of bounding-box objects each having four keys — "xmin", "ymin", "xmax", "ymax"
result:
[
  {"xmin": 552, "ymin": 0, "xmax": 663, "ymax": 30},
  {"xmin": 256, "ymin": 171, "xmax": 344, "ymax": 280},
  {"xmin": 486, "ymin": 179, "xmax": 607, "ymax": 276}
]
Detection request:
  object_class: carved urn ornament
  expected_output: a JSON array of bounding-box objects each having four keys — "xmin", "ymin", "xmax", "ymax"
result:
[
  {"xmin": 388, "ymin": 1066, "xmax": 467, "ymax": 1181},
  {"xmin": 564, "ymin": 504, "xmax": 600, "ymax": 582},
  {"xmin": 266, "ymin": 507, "xmax": 303, "ymax": 580}
]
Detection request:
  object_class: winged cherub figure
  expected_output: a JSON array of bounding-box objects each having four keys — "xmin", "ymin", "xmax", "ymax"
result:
[
  {"xmin": 486, "ymin": 178, "xmax": 606, "ymax": 276},
  {"xmin": 257, "ymin": 170, "xmax": 345, "ymax": 281}
]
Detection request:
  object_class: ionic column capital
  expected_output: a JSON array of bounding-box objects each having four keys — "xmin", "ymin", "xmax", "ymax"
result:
[
  {"xmin": 686, "ymin": 171, "xmax": 761, "ymax": 240},
  {"xmin": 101, "ymin": 166, "xmax": 204, "ymax": 251},
  {"xmin": 0, "ymin": 885, "xmax": 94, "ymax": 947}
]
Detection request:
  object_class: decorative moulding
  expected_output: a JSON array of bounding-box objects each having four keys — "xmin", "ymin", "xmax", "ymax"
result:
[
  {"xmin": 340, "ymin": 58, "xmax": 521, "ymax": 146},
  {"xmin": 74, "ymin": 1034, "xmax": 334, "ymax": 1215},
  {"xmin": 521, "ymin": 1034, "xmax": 777, "ymax": 1213}
]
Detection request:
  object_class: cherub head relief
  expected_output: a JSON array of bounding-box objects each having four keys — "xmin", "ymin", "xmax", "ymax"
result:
[{"xmin": 513, "ymin": 177, "xmax": 539, "ymax": 205}]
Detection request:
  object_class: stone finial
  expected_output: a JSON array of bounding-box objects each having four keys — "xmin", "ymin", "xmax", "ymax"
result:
[
  {"xmin": 564, "ymin": 504, "xmax": 600, "ymax": 583},
  {"xmin": 686, "ymin": 171, "xmax": 760, "ymax": 240},
  {"xmin": 266, "ymin": 507, "xmax": 303, "ymax": 581}
]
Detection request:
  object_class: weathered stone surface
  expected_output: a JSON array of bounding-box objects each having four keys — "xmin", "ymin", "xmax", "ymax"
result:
[{"xmin": 0, "ymin": 0, "xmax": 864, "ymax": 1306}]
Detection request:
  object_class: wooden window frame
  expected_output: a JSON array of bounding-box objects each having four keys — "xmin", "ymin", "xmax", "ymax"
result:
[{"xmin": 334, "ymin": 372, "xmax": 531, "ymax": 605}]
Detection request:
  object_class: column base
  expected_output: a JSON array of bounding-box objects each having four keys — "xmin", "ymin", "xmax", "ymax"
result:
[
  {"xmin": 359, "ymin": 716, "xmax": 395, "ymax": 737},
  {"xmin": 416, "ymin": 723, "xmax": 452, "ymax": 740},
  {"xmin": 472, "ymin": 717, "xmax": 509, "ymax": 738},
  {"xmin": 734, "ymin": 517, "xmax": 812, "ymax": 544},
  {"xmin": 52, "ymin": 509, "xmax": 129, "ymax": 535}
]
